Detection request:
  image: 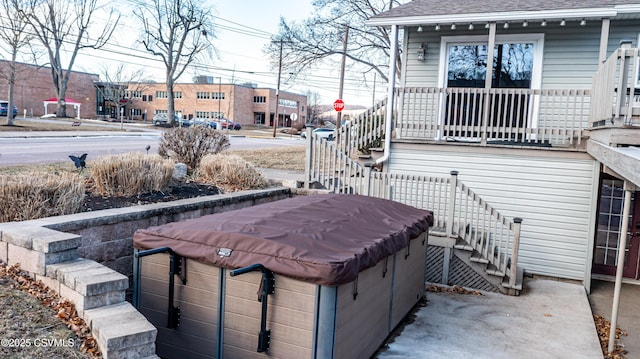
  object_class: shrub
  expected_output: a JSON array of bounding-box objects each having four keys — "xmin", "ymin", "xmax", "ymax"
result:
[
  {"xmin": 0, "ymin": 172, "xmax": 85, "ymax": 222},
  {"xmin": 89, "ymin": 153, "xmax": 174, "ymax": 196},
  {"xmin": 158, "ymin": 126, "xmax": 230, "ymax": 171},
  {"xmin": 196, "ymin": 153, "xmax": 268, "ymax": 192}
]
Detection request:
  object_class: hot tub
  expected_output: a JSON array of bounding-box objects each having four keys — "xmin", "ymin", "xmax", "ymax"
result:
[{"xmin": 133, "ymin": 193, "xmax": 433, "ymax": 359}]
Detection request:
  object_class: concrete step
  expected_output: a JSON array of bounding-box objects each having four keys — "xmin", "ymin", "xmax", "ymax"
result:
[
  {"xmin": 84, "ymin": 302, "xmax": 157, "ymax": 359},
  {"xmin": 48, "ymin": 258, "xmax": 128, "ymax": 295},
  {"xmin": 47, "ymin": 258, "xmax": 128, "ymax": 315}
]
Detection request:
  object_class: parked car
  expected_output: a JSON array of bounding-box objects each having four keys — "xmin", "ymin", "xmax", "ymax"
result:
[
  {"xmin": 301, "ymin": 127, "xmax": 335, "ymax": 140},
  {"xmin": 0, "ymin": 101, "xmax": 18, "ymax": 117},
  {"xmin": 209, "ymin": 119, "xmax": 241, "ymax": 130},
  {"xmin": 152, "ymin": 113, "xmax": 180, "ymax": 126}
]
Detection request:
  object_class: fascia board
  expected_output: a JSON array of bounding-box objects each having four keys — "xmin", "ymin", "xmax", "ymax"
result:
[{"xmin": 366, "ymin": 8, "xmax": 619, "ymax": 27}]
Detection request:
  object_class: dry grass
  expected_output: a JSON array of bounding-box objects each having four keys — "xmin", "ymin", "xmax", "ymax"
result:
[
  {"xmin": 228, "ymin": 146, "xmax": 305, "ymax": 171},
  {"xmin": 0, "ymin": 118, "xmax": 138, "ymax": 132},
  {"xmin": 0, "ymin": 162, "xmax": 75, "ymax": 175},
  {"xmin": 196, "ymin": 153, "xmax": 268, "ymax": 192},
  {"xmin": 0, "ymin": 172, "xmax": 85, "ymax": 222},
  {"xmin": 89, "ymin": 153, "xmax": 174, "ymax": 197},
  {"xmin": 0, "ymin": 264, "xmax": 98, "ymax": 358}
]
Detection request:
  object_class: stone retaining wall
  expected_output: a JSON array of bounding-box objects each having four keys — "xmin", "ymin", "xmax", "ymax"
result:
[{"xmin": 0, "ymin": 187, "xmax": 292, "ymax": 359}]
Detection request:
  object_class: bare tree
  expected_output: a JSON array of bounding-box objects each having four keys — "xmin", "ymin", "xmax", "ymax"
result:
[
  {"xmin": 21, "ymin": 0, "xmax": 120, "ymax": 118},
  {"xmin": 132, "ymin": 0, "xmax": 214, "ymax": 126},
  {"xmin": 305, "ymin": 90, "xmax": 323, "ymax": 124},
  {"xmin": 0, "ymin": 0, "xmax": 32, "ymax": 125},
  {"xmin": 265, "ymin": 0, "xmax": 404, "ymax": 86},
  {"xmin": 94, "ymin": 64, "xmax": 149, "ymax": 129}
]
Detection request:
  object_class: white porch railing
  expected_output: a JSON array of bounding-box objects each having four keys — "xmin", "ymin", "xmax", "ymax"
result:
[
  {"xmin": 333, "ymin": 98, "xmax": 387, "ymax": 158},
  {"xmin": 305, "ymin": 135, "xmax": 522, "ymax": 288},
  {"xmin": 395, "ymin": 87, "xmax": 590, "ymax": 147},
  {"xmin": 591, "ymin": 45, "xmax": 640, "ymax": 126}
]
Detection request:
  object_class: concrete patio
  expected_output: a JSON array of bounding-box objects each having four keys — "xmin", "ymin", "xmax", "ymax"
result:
[{"xmin": 375, "ymin": 279, "xmax": 603, "ymax": 359}]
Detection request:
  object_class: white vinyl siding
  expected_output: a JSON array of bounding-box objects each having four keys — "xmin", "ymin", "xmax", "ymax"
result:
[
  {"xmin": 403, "ymin": 20, "xmax": 640, "ymax": 90},
  {"xmin": 388, "ymin": 145, "xmax": 598, "ymax": 280}
]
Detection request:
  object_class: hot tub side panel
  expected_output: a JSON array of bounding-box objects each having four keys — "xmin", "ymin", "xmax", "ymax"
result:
[
  {"xmin": 317, "ymin": 234, "xmax": 427, "ymax": 359},
  {"xmin": 139, "ymin": 253, "xmax": 220, "ymax": 359},
  {"xmin": 222, "ymin": 271, "xmax": 317, "ymax": 359},
  {"xmin": 333, "ymin": 258, "xmax": 394, "ymax": 359},
  {"xmin": 390, "ymin": 233, "xmax": 427, "ymax": 329}
]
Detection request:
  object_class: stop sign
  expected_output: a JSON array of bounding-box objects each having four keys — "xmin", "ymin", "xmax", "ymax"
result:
[{"xmin": 333, "ymin": 99, "xmax": 345, "ymax": 112}]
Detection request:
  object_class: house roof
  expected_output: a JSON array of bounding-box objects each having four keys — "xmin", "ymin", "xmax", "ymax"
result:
[{"xmin": 367, "ymin": 0, "xmax": 640, "ymax": 26}]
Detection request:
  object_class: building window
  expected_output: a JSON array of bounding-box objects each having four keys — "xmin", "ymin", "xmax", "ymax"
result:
[
  {"xmin": 254, "ymin": 112, "xmax": 266, "ymax": 124},
  {"xmin": 212, "ymin": 92, "xmax": 225, "ymax": 100},
  {"xmin": 156, "ymin": 91, "xmax": 167, "ymax": 99},
  {"xmin": 126, "ymin": 90, "xmax": 142, "ymax": 98},
  {"xmin": 278, "ymin": 99, "xmax": 298, "ymax": 108},
  {"xmin": 131, "ymin": 109, "xmax": 142, "ymax": 116},
  {"xmin": 254, "ymin": 96, "xmax": 266, "ymax": 103},
  {"xmin": 197, "ymin": 92, "xmax": 211, "ymax": 99},
  {"xmin": 155, "ymin": 109, "xmax": 167, "ymax": 115},
  {"xmin": 142, "ymin": 95, "xmax": 147, "ymax": 101},
  {"xmin": 174, "ymin": 91, "xmax": 183, "ymax": 99},
  {"xmin": 148, "ymin": 95, "xmax": 153, "ymax": 102}
]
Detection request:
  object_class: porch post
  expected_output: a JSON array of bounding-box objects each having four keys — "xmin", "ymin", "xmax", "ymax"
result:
[
  {"xmin": 599, "ymin": 18, "xmax": 610, "ymax": 64},
  {"xmin": 607, "ymin": 181, "xmax": 633, "ymax": 353},
  {"xmin": 446, "ymin": 171, "xmax": 459, "ymax": 238},
  {"xmin": 481, "ymin": 23, "xmax": 497, "ymax": 145},
  {"xmin": 375, "ymin": 24, "xmax": 398, "ymax": 165},
  {"xmin": 304, "ymin": 127, "xmax": 312, "ymax": 189}
]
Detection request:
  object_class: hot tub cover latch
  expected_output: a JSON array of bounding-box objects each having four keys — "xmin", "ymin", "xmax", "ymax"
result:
[{"xmin": 230, "ymin": 264, "xmax": 275, "ymax": 353}]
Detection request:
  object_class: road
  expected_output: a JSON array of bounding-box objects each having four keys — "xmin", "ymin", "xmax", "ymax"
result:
[{"xmin": 0, "ymin": 132, "xmax": 305, "ymax": 167}]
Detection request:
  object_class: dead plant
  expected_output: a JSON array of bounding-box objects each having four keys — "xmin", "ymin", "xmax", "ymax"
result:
[
  {"xmin": 158, "ymin": 126, "xmax": 230, "ymax": 171},
  {"xmin": 196, "ymin": 153, "xmax": 268, "ymax": 192},
  {"xmin": 89, "ymin": 153, "xmax": 174, "ymax": 197},
  {"xmin": 0, "ymin": 172, "xmax": 84, "ymax": 222}
]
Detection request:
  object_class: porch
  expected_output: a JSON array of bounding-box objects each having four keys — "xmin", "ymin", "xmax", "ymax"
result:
[{"xmin": 392, "ymin": 46, "xmax": 639, "ymax": 149}]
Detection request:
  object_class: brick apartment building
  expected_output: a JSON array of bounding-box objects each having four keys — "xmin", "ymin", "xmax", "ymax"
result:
[
  {"xmin": 116, "ymin": 77, "xmax": 307, "ymax": 127},
  {"xmin": 0, "ymin": 60, "xmax": 99, "ymax": 119},
  {"xmin": 1, "ymin": 60, "xmax": 307, "ymax": 127}
]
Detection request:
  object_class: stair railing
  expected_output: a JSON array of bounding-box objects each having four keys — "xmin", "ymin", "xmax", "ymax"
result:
[
  {"xmin": 306, "ymin": 123, "xmax": 522, "ymax": 289},
  {"xmin": 448, "ymin": 171, "xmax": 522, "ymax": 287},
  {"xmin": 334, "ymin": 98, "xmax": 387, "ymax": 158}
]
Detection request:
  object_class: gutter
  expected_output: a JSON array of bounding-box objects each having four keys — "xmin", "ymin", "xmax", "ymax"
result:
[
  {"xmin": 366, "ymin": 8, "xmax": 619, "ymax": 27},
  {"xmin": 376, "ymin": 24, "xmax": 398, "ymax": 166}
]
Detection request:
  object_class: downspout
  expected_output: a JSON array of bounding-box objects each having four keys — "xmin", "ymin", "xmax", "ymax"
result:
[{"xmin": 376, "ymin": 24, "xmax": 399, "ymax": 166}]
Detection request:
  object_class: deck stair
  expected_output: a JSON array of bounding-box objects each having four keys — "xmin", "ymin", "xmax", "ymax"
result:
[
  {"xmin": 453, "ymin": 236, "xmax": 524, "ymax": 295},
  {"xmin": 306, "ymin": 100, "xmax": 524, "ymax": 296}
]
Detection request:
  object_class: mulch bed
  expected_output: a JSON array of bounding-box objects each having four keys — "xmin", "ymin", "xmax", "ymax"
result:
[{"xmin": 81, "ymin": 180, "xmax": 220, "ymax": 212}]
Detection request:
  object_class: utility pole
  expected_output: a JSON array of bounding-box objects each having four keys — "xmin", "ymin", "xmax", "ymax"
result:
[
  {"xmin": 337, "ymin": 25, "xmax": 349, "ymax": 130},
  {"xmin": 372, "ymin": 72, "xmax": 377, "ymax": 109},
  {"xmin": 218, "ymin": 76, "xmax": 222, "ymax": 119},
  {"xmin": 272, "ymin": 39, "xmax": 283, "ymax": 138}
]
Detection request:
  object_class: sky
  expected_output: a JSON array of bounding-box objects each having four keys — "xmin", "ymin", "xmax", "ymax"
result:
[{"xmin": 69, "ymin": 0, "xmax": 382, "ymax": 107}]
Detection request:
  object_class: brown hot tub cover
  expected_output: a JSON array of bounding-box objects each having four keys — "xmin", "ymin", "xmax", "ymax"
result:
[{"xmin": 133, "ymin": 193, "xmax": 433, "ymax": 286}]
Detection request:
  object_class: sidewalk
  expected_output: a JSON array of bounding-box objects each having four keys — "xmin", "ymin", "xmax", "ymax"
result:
[
  {"xmin": 588, "ymin": 279, "xmax": 640, "ymax": 357},
  {"xmin": 376, "ymin": 279, "xmax": 602, "ymax": 359}
]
